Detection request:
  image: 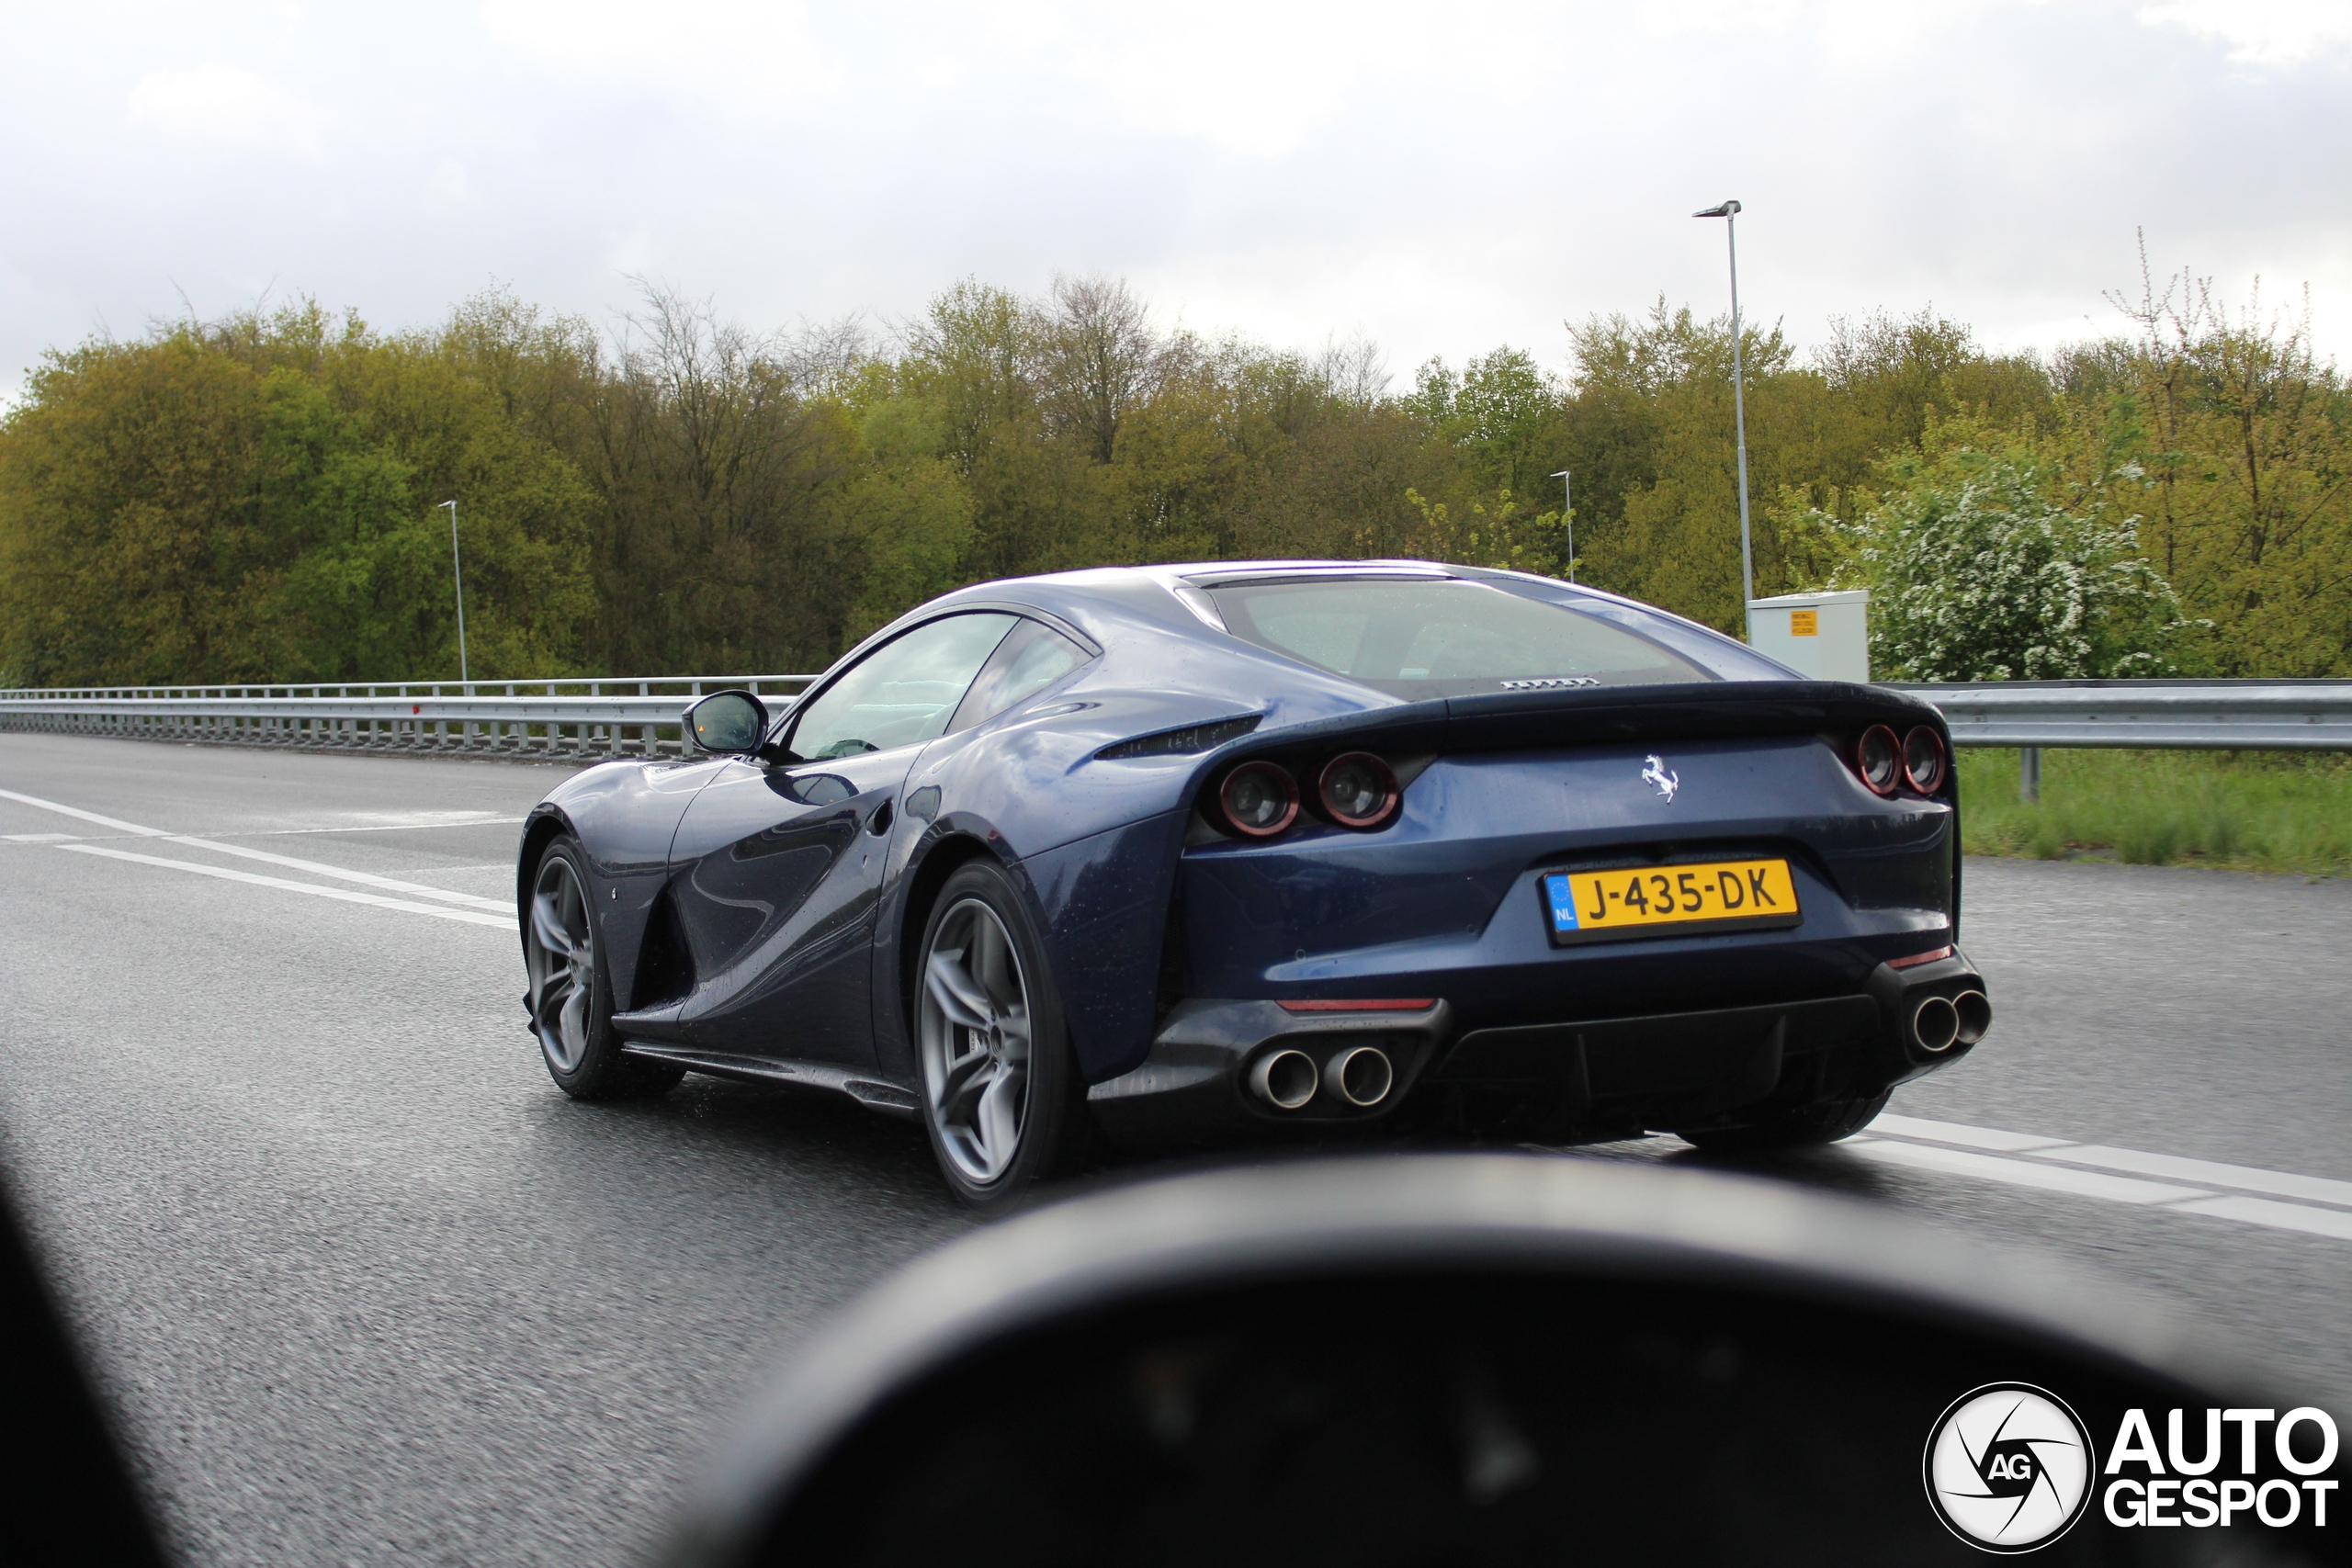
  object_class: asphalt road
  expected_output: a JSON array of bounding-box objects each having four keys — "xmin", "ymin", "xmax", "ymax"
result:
[{"xmin": 2, "ymin": 731, "xmax": 2347, "ymax": 1565}]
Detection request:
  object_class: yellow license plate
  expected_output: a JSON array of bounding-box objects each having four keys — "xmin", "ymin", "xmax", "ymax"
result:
[{"xmin": 1542, "ymin": 858, "xmax": 1801, "ymax": 945}]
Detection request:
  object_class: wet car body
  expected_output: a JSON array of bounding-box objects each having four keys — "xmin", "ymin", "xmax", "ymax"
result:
[{"xmin": 518, "ymin": 560, "xmax": 1985, "ymax": 1154}]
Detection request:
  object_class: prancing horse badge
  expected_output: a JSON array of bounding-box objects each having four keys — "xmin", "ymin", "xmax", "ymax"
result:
[{"xmin": 1641, "ymin": 754, "xmax": 1679, "ymax": 802}]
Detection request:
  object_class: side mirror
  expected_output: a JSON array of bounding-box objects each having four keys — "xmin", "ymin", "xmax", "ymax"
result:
[
  {"xmin": 665, "ymin": 1156, "xmax": 2343, "ymax": 1567},
  {"xmin": 685, "ymin": 690, "xmax": 770, "ymax": 756}
]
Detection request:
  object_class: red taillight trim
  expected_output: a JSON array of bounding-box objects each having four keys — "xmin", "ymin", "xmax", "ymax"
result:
[
  {"xmin": 1217, "ymin": 761, "xmax": 1298, "ymax": 839},
  {"xmin": 1902, "ymin": 725, "xmax": 1948, "ymax": 795},
  {"xmin": 1276, "ymin": 998, "xmax": 1437, "ymax": 1012},
  {"xmin": 1855, "ymin": 724, "xmax": 1902, "ymax": 796},
  {"xmin": 1887, "ymin": 945, "xmax": 1955, "ymax": 970},
  {"xmin": 1316, "ymin": 750, "xmax": 1401, "ymax": 830}
]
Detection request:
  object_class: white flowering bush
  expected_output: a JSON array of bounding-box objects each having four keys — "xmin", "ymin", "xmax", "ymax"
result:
[{"xmin": 1859, "ymin": 446, "xmax": 2192, "ymax": 682}]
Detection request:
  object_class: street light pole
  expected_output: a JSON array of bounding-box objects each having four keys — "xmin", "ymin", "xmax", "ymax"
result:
[
  {"xmin": 439, "ymin": 500, "xmax": 469, "ymax": 685},
  {"xmin": 1549, "ymin": 469, "xmax": 1574, "ymax": 581},
  {"xmin": 1693, "ymin": 199, "xmax": 1755, "ymax": 643}
]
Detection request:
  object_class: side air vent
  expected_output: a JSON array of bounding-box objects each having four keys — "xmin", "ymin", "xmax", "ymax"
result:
[
  {"xmin": 1096, "ymin": 715, "xmax": 1262, "ymax": 760},
  {"xmin": 629, "ymin": 886, "xmax": 695, "ymax": 1009}
]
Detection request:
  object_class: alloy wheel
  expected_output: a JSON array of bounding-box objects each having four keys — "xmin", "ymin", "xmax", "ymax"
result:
[
  {"xmin": 919, "ymin": 897, "xmax": 1033, "ymax": 1187},
  {"xmin": 526, "ymin": 853, "xmax": 596, "ymax": 1074}
]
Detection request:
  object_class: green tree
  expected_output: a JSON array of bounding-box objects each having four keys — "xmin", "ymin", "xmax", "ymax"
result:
[
  {"xmin": 1, "ymin": 329, "xmax": 266, "ymax": 684},
  {"xmin": 1569, "ymin": 302, "xmax": 1796, "ymax": 628},
  {"xmin": 2082, "ymin": 256, "xmax": 2352, "ymax": 675},
  {"xmin": 1405, "ymin": 346, "xmax": 1565, "ymax": 502},
  {"xmin": 1858, "ymin": 421, "xmax": 2191, "ymax": 681},
  {"xmin": 0, "ymin": 301, "xmax": 595, "ymax": 686},
  {"xmin": 10, "ymin": 264, "xmax": 2344, "ymax": 692}
]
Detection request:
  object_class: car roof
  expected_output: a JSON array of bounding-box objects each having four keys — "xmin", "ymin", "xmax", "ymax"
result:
[
  {"xmin": 1154, "ymin": 559, "xmax": 1460, "ymax": 586},
  {"xmin": 871, "ymin": 559, "xmax": 1789, "ymax": 688}
]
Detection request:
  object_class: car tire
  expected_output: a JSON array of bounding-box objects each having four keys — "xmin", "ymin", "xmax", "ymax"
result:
[
  {"xmin": 525, "ymin": 836, "xmax": 684, "ymax": 1101},
  {"xmin": 913, "ymin": 859, "xmax": 1091, "ymax": 1213},
  {"xmin": 1677, "ymin": 1089, "xmax": 1890, "ymax": 1154}
]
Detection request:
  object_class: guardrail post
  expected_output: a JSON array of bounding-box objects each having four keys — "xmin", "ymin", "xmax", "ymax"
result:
[{"xmin": 2019, "ymin": 747, "xmax": 2041, "ymax": 803}]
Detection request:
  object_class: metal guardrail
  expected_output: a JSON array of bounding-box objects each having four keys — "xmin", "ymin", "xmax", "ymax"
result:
[
  {"xmin": 7, "ymin": 676, "xmax": 2351, "ymax": 773},
  {"xmin": 0, "ymin": 675, "xmax": 816, "ymax": 758},
  {"xmin": 1892, "ymin": 680, "xmax": 2352, "ymax": 801},
  {"xmin": 1892, "ymin": 680, "xmax": 2352, "ymax": 751}
]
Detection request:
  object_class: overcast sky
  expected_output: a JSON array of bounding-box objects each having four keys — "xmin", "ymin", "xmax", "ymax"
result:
[{"xmin": 4, "ymin": 1, "xmax": 2346, "ymax": 398}]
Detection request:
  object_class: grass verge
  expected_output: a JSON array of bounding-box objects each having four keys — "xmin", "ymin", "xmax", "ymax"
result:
[{"xmin": 1957, "ymin": 749, "xmax": 2352, "ymax": 875}]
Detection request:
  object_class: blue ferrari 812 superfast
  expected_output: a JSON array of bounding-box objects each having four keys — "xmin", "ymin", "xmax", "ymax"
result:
[{"xmin": 516, "ymin": 561, "xmax": 1988, "ymax": 1208}]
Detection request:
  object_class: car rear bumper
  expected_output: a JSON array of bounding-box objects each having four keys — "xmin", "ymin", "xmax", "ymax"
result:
[{"xmin": 1086, "ymin": 952, "xmax": 1987, "ymax": 1148}]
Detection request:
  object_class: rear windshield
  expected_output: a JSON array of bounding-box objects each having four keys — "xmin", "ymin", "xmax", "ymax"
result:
[{"xmin": 1204, "ymin": 578, "xmax": 1711, "ymax": 698}]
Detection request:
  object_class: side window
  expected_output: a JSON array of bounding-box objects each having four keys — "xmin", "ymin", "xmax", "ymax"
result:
[
  {"xmin": 786, "ymin": 614, "xmax": 1017, "ymax": 761},
  {"xmin": 949, "ymin": 619, "xmax": 1092, "ymax": 732}
]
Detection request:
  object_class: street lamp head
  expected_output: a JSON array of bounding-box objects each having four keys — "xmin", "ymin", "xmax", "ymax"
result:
[
  {"xmin": 1549, "ymin": 470, "xmax": 1571, "ymax": 480},
  {"xmin": 1693, "ymin": 199, "xmax": 1742, "ymax": 218}
]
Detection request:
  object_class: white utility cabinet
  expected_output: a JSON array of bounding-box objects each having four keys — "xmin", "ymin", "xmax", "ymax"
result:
[{"xmin": 1747, "ymin": 588, "xmax": 1870, "ymax": 682}]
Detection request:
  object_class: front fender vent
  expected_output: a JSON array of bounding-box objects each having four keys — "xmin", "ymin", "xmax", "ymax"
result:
[
  {"xmin": 1096, "ymin": 715, "xmax": 1261, "ymax": 761},
  {"xmin": 629, "ymin": 884, "xmax": 695, "ymax": 1010}
]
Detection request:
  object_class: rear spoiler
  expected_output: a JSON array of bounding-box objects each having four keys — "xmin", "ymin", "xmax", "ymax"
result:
[
  {"xmin": 1197, "ymin": 681, "xmax": 1941, "ymax": 774},
  {"xmin": 1442, "ymin": 680, "xmax": 1944, "ymax": 752}
]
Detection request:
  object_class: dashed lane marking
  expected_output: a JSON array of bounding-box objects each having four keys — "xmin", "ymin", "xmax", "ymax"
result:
[
  {"xmin": 0, "ymin": 787, "xmax": 166, "ymax": 836},
  {"xmin": 1871, "ymin": 1112, "xmax": 2352, "ymax": 1209},
  {"xmin": 1854, "ymin": 1113, "xmax": 2352, "ymax": 1244},
  {"xmin": 152, "ymin": 834, "xmax": 512, "ymax": 912},
  {"xmin": 2035, "ymin": 1145, "xmax": 2352, "ymax": 1210},
  {"xmin": 227, "ymin": 818, "xmax": 527, "ymax": 836},
  {"xmin": 1871, "ymin": 1112, "xmax": 2072, "ymax": 1153},
  {"xmin": 2168, "ymin": 1195, "xmax": 2352, "ymax": 1242},
  {"xmin": 1848, "ymin": 1136, "xmax": 2214, "ymax": 1204},
  {"xmin": 55, "ymin": 843, "xmax": 514, "ymax": 929},
  {"xmin": 1, "ymin": 786, "xmax": 509, "ymax": 912}
]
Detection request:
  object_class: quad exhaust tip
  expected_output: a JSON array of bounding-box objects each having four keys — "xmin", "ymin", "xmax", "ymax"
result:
[
  {"xmin": 1910, "ymin": 995, "xmax": 1961, "ymax": 1054},
  {"xmin": 1249, "ymin": 1048, "xmax": 1319, "ymax": 1111},
  {"xmin": 1953, "ymin": 989, "xmax": 1992, "ymax": 1046},
  {"xmin": 1909, "ymin": 989, "xmax": 1993, "ymax": 1054},
  {"xmin": 1327, "ymin": 1044, "xmax": 1395, "ymax": 1108}
]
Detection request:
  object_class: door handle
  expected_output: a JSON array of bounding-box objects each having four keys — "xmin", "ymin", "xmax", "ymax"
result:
[{"xmin": 865, "ymin": 799, "xmax": 895, "ymax": 837}]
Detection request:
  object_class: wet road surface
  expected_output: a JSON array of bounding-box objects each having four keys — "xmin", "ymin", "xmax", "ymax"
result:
[{"xmin": 1, "ymin": 732, "xmax": 2346, "ymax": 1564}]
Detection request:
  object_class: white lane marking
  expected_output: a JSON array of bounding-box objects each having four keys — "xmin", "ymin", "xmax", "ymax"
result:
[
  {"xmin": 2169, "ymin": 1195, "xmax": 2352, "ymax": 1243},
  {"xmin": 2032, "ymin": 1145, "xmax": 2352, "ymax": 1211},
  {"xmin": 1849, "ymin": 1136, "xmax": 2214, "ymax": 1203},
  {"xmin": 1871, "ymin": 1112, "xmax": 2073, "ymax": 1153},
  {"xmin": 154, "ymin": 835, "xmax": 512, "ymax": 912},
  {"xmin": 3, "ymin": 832, "xmax": 81, "ymax": 842},
  {"xmin": 56, "ymin": 844, "xmax": 514, "ymax": 929},
  {"xmin": 0, "ymin": 786, "xmax": 510, "ymax": 911},
  {"xmin": 233, "ymin": 818, "xmax": 527, "ymax": 837},
  {"xmin": 1856, "ymin": 1119, "xmax": 2352, "ymax": 1242},
  {"xmin": 1871, "ymin": 1112, "xmax": 2352, "ymax": 1215},
  {"xmin": 0, "ymin": 787, "xmax": 169, "ymax": 836}
]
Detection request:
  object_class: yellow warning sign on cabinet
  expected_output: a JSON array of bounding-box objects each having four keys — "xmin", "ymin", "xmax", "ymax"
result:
[{"xmin": 1790, "ymin": 609, "xmax": 1819, "ymax": 637}]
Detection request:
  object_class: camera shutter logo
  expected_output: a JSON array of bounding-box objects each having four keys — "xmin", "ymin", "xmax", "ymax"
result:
[{"xmin": 1924, "ymin": 1383, "xmax": 2097, "ymax": 1551}]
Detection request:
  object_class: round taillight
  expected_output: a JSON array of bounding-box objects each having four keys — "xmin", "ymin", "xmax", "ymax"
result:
[
  {"xmin": 1317, "ymin": 751, "xmax": 1400, "ymax": 829},
  {"xmin": 1856, "ymin": 725, "xmax": 1902, "ymax": 796},
  {"xmin": 1903, "ymin": 725, "xmax": 1947, "ymax": 795},
  {"xmin": 1217, "ymin": 761, "xmax": 1298, "ymax": 838}
]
